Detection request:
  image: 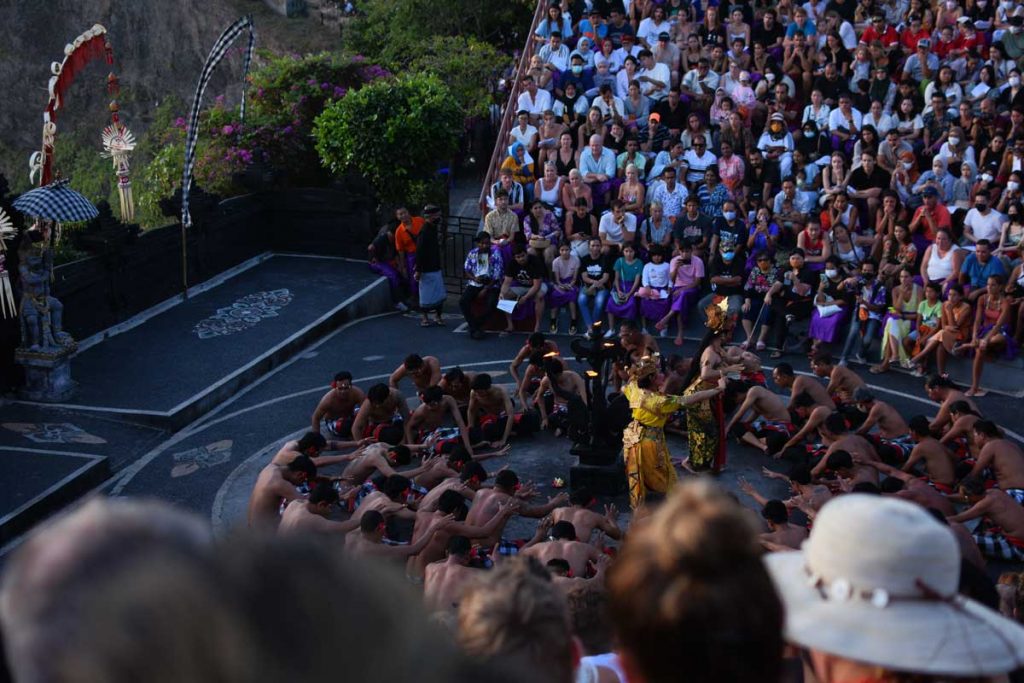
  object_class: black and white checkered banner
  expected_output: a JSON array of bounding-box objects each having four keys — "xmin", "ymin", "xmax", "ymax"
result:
[{"xmin": 181, "ymin": 15, "xmax": 255, "ymax": 229}]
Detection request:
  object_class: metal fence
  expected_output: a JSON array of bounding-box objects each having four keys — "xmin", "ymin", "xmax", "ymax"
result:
[
  {"xmin": 442, "ymin": 214, "xmax": 483, "ymax": 295},
  {"xmin": 476, "ymin": 0, "xmax": 547, "ymax": 215}
]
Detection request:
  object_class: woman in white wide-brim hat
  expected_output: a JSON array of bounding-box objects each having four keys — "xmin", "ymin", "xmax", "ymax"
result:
[{"xmin": 764, "ymin": 494, "xmax": 1024, "ymax": 681}]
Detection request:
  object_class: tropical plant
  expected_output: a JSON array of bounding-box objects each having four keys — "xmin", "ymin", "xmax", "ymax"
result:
[{"xmin": 313, "ymin": 73, "xmax": 462, "ymax": 207}]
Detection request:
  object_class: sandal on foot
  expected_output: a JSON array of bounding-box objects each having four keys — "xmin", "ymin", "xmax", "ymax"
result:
[
  {"xmin": 769, "ymin": 349, "xmax": 783, "ymax": 359},
  {"xmin": 756, "ymin": 341, "xmax": 767, "ymax": 351},
  {"xmin": 420, "ymin": 319, "xmax": 433, "ymax": 328}
]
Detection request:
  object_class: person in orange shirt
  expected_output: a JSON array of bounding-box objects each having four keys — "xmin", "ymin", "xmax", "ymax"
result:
[
  {"xmin": 394, "ymin": 206, "xmax": 424, "ymax": 299},
  {"xmin": 908, "ymin": 186, "xmax": 952, "ymax": 243}
]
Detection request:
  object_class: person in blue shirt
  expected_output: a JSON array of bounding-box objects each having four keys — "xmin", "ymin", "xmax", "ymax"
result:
[
  {"xmin": 960, "ymin": 240, "xmax": 1007, "ymax": 302},
  {"xmin": 784, "ymin": 7, "xmax": 817, "ymax": 43}
]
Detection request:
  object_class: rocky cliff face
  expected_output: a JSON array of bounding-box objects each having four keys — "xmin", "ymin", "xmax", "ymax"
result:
[{"xmin": 0, "ymin": 0, "xmax": 338, "ymax": 189}]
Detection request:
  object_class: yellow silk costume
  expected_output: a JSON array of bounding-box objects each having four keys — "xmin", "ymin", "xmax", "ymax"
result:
[{"xmin": 622, "ymin": 381, "xmax": 687, "ymax": 509}]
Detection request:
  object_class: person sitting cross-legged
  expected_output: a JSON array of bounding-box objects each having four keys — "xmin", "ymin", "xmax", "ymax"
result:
[{"xmin": 499, "ymin": 245, "xmax": 548, "ymax": 335}]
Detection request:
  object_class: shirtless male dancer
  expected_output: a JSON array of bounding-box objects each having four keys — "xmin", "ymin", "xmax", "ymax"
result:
[
  {"xmin": 517, "ymin": 351, "xmax": 567, "ymax": 410},
  {"xmin": 271, "ymin": 432, "xmax": 369, "ymax": 469},
  {"xmin": 966, "ymin": 420, "xmax": 1024, "ymax": 501},
  {"xmin": 725, "ymin": 385, "xmax": 794, "ymax": 455},
  {"xmin": 871, "ymin": 463, "xmax": 957, "ymax": 515},
  {"xmin": 810, "ymin": 352, "xmax": 865, "ymax": 420},
  {"xmin": 772, "ymin": 363, "xmax": 833, "ymax": 409},
  {"xmin": 939, "ymin": 401, "xmax": 983, "ymax": 461},
  {"xmin": 521, "ymin": 521, "xmax": 605, "ymax": 578},
  {"xmin": 351, "ymin": 383, "xmax": 410, "ymax": 442},
  {"xmin": 338, "ymin": 443, "xmax": 438, "ymax": 486},
  {"xmin": 758, "ymin": 463, "xmax": 834, "ymax": 512},
  {"xmin": 405, "ymin": 386, "xmax": 476, "ymax": 455},
  {"xmin": 467, "ymin": 373, "xmax": 523, "ymax": 447},
  {"xmin": 951, "ymin": 476, "xmax": 1024, "ymax": 562},
  {"xmin": 897, "ymin": 415, "xmax": 957, "ymax": 492},
  {"xmin": 775, "ymin": 392, "xmax": 833, "ymax": 459},
  {"xmin": 406, "ymin": 491, "xmax": 517, "ymax": 581},
  {"xmin": 351, "ymin": 474, "xmax": 427, "ymax": 527},
  {"xmin": 466, "ymin": 470, "xmax": 569, "ymax": 550},
  {"xmin": 424, "ymin": 535, "xmax": 483, "ymax": 611},
  {"xmin": 440, "ymin": 367, "xmax": 475, "ymax": 417},
  {"xmin": 821, "ymin": 449, "xmax": 880, "ymax": 487},
  {"xmin": 852, "ymin": 387, "xmax": 914, "ymax": 460},
  {"xmin": 390, "ymin": 354, "xmax": 443, "ymax": 393},
  {"xmin": 811, "ymin": 413, "xmax": 880, "ymax": 480},
  {"xmin": 418, "ymin": 461, "xmax": 490, "ymax": 512},
  {"xmin": 509, "ymin": 332, "xmax": 560, "ymax": 396},
  {"xmin": 311, "ymin": 371, "xmax": 365, "ymax": 436},
  {"xmin": 737, "ymin": 479, "xmax": 815, "ymax": 548},
  {"xmin": 535, "ymin": 358, "xmax": 588, "ymax": 433},
  {"xmin": 345, "ymin": 509, "xmax": 451, "ymax": 559},
  {"xmin": 279, "ymin": 482, "xmax": 359, "ymax": 536},
  {"xmin": 925, "ymin": 374, "xmax": 978, "ymax": 435},
  {"xmin": 758, "ymin": 499, "xmax": 809, "ymax": 550},
  {"xmin": 551, "ymin": 487, "xmax": 622, "ymax": 543},
  {"xmin": 247, "ymin": 455, "xmax": 317, "ymax": 528}
]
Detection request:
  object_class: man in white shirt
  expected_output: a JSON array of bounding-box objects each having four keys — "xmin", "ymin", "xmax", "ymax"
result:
[
  {"xmin": 594, "ymin": 84, "xmax": 626, "ymax": 124},
  {"xmin": 827, "ymin": 94, "xmax": 863, "ymax": 151},
  {"xmin": 598, "ymin": 200, "xmax": 637, "ymax": 255},
  {"xmin": 612, "ymin": 33, "xmax": 643, "ymax": 68},
  {"xmin": 638, "ymin": 49, "xmax": 671, "ymax": 102},
  {"xmin": 681, "ymin": 135, "xmax": 716, "ymax": 185},
  {"xmin": 508, "ymin": 110, "xmax": 539, "ymax": 154},
  {"xmin": 962, "ymin": 190, "xmax": 1004, "ymax": 245},
  {"xmin": 649, "ymin": 166, "xmax": 689, "ymax": 220},
  {"xmin": 680, "ymin": 59, "xmax": 719, "ymax": 110},
  {"xmin": 538, "ymin": 31, "xmax": 571, "ymax": 74},
  {"xmin": 517, "ymin": 75, "xmax": 552, "ymax": 124}
]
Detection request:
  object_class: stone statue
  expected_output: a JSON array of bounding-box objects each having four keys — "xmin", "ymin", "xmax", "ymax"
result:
[{"xmin": 18, "ymin": 224, "xmax": 72, "ymax": 351}]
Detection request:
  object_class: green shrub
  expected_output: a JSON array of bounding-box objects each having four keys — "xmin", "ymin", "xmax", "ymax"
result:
[{"xmin": 313, "ymin": 72, "xmax": 462, "ymax": 207}]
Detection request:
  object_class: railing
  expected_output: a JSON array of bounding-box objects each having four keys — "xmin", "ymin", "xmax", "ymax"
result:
[
  {"xmin": 477, "ymin": 0, "xmax": 548, "ymax": 215},
  {"xmin": 442, "ymin": 214, "xmax": 484, "ymax": 295}
]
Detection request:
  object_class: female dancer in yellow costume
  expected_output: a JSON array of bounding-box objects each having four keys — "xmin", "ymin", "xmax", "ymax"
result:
[{"xmin": 622, "ymin": 355, "xmax": 723, "ymax": 509}]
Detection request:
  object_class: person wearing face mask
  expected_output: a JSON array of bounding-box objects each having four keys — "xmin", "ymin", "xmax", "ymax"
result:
[
  {"xmin": 809, "ymin": 256, "xmax": 853, "ymax": 353},
  {"xmin": 998, "ymin": 69, "xmax": 1024, "ymax": 111},
  {"xmin": 995, "ymin": 173, "xmax": 1023, "ymax": 214},
  {"xmin": 838, "ymin": 259, "xmax": 887, "ymax": 365},
  {"xmin": 1002, "ymin": 15, "xmax": 1024, "ymax": 62},
  {"xmin": 698, "ymin": 246, "xmax": 746, "ymax": 320},
  {"xmin": 936, "ymin": 125, "xmax": 976, "ymax": 170},
  {"xmin": 963, "ymin": 190, "xmax": 1005, "ymax": 245}
]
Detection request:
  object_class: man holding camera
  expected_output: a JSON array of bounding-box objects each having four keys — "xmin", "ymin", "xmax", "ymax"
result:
[{"xmin": 459, "ymin": 233, "xmax": 505, "ymax": 340}]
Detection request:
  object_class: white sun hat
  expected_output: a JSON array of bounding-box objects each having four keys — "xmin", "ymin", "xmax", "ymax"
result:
[{"xmin": 764, "ymin": 494, "xmax": 1024, "ymax": 677}]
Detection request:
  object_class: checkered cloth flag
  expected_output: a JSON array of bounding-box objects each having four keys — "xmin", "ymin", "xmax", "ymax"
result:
[
  {"xmin": 181, "ymin": 15, "xmax": 256, "ymax": 229},
  {"xmin": 12, "ymin": 179, "xmax": 99, "ymax": 223}
]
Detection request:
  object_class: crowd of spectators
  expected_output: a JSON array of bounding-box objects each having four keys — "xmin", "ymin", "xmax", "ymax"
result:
[{"xmin": 468, "ymin": 0, "xmax": 1024, "ymax": 394}]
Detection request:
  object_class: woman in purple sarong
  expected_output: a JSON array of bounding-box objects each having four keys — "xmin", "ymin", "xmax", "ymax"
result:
[
  {"xmin": 547, "ymin": 243, "xmax": 581, "ymax": 334},
  {"xmin": 808, "ymin": 256, "xmax": 852, "ymax": 354},
  {"xmin": 606, "ymin": 243, "xmax": 642, "ymax": 334},
  {"xmin": 656, "ymin": 241, "xmax": 705, "ymax": 347}
]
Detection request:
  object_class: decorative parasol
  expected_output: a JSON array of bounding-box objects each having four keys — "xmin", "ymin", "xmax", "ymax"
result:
[
  {"xmin": 0, "ymin": 207, "xmax": 14, "ymax": 318},
  {"xmin": 13, "ymin": 179, "xmax": 99, "ymax": 223}
]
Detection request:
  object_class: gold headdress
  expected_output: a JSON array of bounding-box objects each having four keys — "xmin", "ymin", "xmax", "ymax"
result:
[
  {"xmin": 627, "ymin": 354, "xmax": 660, "ymax": 382},
  {"xmin": 705, "ymin": 296, "xmax": 731, "ymax": 334}
]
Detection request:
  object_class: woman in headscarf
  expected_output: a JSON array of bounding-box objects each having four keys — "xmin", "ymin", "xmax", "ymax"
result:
[{"xmin": 500, "ymin": 141, "xmax": 536, "ymax": 202}]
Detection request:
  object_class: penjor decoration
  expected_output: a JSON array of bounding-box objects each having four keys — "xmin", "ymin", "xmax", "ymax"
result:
[
  {"xmin": 101, "ymin": 116, "xmax": 136, "ymax": 222},
  {"xmin": 0, "ymin": 207, "xmax": 15, "ymax": 318}
]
